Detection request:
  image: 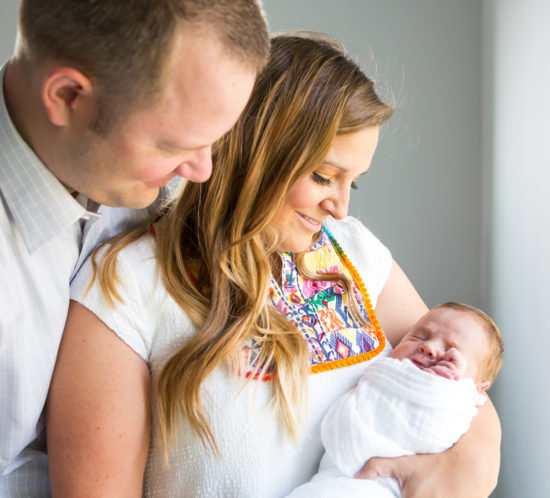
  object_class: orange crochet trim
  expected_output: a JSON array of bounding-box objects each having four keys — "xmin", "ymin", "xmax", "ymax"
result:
[
  {"xmin": 310, "ymin": 228, "xmax": 386, "ymax": 374},
  {"xmin": 311, "ymin": 347, "xmax": 384, "ymax": 374}
]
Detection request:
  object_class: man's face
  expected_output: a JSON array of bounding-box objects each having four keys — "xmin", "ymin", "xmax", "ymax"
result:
[{"xmin": 66, "ymin": 27, "xmax": 256, "ymax": 208}]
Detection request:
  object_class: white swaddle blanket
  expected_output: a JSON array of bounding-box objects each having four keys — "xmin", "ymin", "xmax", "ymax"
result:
[{"xmin": 288, "ymin": 357, "xmax": 486, "ymax": 498}]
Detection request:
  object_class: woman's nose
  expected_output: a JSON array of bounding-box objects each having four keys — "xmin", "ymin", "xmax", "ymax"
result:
[{"xmin": 320, "ymin": 190, "xmax": 350, "ymax": 220}]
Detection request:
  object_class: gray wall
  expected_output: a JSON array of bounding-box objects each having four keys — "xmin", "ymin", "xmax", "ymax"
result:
[
  {"xmin": 0, "ymin": 0, "xmax": 18, "ymax": 62},
  {"xmin": 484, "ymin": 1, "xmax": 550, "ymax": 497},
  {"xmin": 265, "ymin": 0, "xmax": 483, "ymax": 308}
]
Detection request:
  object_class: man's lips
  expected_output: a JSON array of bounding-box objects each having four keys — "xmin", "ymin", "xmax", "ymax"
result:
[{"xmin": 146, "ymin": 177, "xmax": 173, "ymax": 188}]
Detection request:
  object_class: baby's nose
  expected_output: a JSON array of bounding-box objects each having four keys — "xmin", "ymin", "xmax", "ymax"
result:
[{"xmin": 419, "ymin": 342, "xmax": 437, "ymax": 358}]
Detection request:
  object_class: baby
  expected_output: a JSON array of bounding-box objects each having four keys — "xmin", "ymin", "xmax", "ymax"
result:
[{"xmin": 288, "ymin": 302, "xmax": 504, "ymax": 498}]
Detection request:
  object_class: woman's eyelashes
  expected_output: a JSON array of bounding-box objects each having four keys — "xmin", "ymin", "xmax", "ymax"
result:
[
  {"xmin": 312, "ymin": 172, "xmax": 332, "ymax": 185},
  {"xmin": 312, "ymin": 172, "xmax": 361, "ymax": 190}
]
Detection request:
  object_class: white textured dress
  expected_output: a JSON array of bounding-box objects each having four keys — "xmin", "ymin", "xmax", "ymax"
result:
[{"xmin": 70, "ymin": 216, "xmax": 393, "ymax": 497}]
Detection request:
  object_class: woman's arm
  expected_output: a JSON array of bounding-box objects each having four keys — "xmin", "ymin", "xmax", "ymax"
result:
[
  {"xmin": 361, "ymin": 259, "xmax": 501, "ymax": 497},
  {"xmin": 46, "ymin": 301, "xmax": 151, "ymax": 497},
  {"xmin": 374, "ymin": 260, "xmax": 428, "ymax": 345},
  {"xmin": 357, "ymin": 401, "xmax": 501, "ymax": 498}
]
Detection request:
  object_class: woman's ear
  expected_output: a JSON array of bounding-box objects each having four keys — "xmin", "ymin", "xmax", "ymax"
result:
[
  {"xmin": 41, "ymin": 67, "xmax": 94, "ymax": 127},
  {"xmin": 477, "ymin": 380, "xmax": 491, "ymax": 393}
]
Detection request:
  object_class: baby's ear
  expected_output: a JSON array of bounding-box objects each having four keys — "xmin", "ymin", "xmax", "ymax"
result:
[{"xmin": 476, "ymin": 380, "xmax": 491, "ymax": 393}]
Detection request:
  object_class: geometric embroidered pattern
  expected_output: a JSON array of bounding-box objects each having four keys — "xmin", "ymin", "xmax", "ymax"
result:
[{"xmin": 243, "ymin": 226, "xmax": 385, "ymax": 379}]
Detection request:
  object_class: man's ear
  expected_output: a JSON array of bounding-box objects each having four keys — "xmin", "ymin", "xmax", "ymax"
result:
[
  {"xmin": 477, "ymin": 380, "xmax": 491, "ymax": 393},
  {"xmin": 41, "ymin": 67, "xmax": 94, "ymax": 127}
]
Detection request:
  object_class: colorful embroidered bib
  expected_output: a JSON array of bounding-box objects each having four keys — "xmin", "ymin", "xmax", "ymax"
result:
[{"xmin": 243, "ymin": 226, "xmax": 385, "ymax": 378}]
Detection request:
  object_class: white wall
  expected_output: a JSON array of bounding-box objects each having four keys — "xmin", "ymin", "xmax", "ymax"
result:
[
  {"xmin": 264, "ymin": 0, "xmax": 483, "ymax": 308},
  {"xmin": 484, "ymin": 0, "xmax": 550, "ymax": 496}
]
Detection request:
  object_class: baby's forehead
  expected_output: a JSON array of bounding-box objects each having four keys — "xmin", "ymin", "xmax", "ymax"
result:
[
  {"xmin": 414, "ymin": 308, "xmax": 489, "ymax": 346},
  {"xmin": 423, "ymin": 307, "xmax": 481, "ymax": 327}
]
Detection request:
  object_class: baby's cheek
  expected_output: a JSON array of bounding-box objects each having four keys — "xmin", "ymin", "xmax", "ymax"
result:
[{"xmin": 451, "ymin": 351, "xmax": 468, "ymax": 377}]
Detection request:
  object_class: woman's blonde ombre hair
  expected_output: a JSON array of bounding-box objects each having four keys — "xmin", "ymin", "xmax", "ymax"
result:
[{"xmin": 92, "ymin": 32, "xmax": 394, "ymax": 454}]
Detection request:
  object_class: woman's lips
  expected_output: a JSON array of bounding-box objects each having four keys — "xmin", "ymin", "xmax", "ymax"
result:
[{"xmin": 297, "ymin": 212, "xmax": 322, "ymax": 231}]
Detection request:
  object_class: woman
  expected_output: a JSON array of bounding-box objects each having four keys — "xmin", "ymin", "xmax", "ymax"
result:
[{"xmin": 47, "ymin": 33, "xmax": 500, "ymax": 497}]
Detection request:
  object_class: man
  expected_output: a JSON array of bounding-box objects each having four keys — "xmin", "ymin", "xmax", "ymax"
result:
[{"xmin": 0, "ymin": 0, "xmax": 269, "ymax": 494}]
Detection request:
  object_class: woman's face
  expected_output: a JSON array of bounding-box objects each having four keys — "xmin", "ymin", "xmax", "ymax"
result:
[{"xmin": 272, "ymin": 126, "xmax": 379, "ymax": 253}]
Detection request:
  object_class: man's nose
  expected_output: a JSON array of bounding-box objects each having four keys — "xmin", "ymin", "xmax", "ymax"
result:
[{"xmin": 175, "ymin": 146, "xmax": 213, "ymax": 183}]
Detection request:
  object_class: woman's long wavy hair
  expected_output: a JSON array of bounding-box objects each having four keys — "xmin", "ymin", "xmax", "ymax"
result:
[{"xmin": 93, "ymin": 32, "xmax": 394, "ymax": 454}]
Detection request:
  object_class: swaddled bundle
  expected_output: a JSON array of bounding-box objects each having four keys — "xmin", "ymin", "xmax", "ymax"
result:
[{"xmin": 288, "ymin": 357, "xmax": 486, "ymax": 498}]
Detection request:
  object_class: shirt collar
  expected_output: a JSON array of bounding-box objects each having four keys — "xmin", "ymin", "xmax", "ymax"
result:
[{"xmin": 0, "ymin": 61, "xmax": 93, "ymax": 253}]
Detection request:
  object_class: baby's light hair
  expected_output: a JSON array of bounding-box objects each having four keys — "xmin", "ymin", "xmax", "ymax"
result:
[{"xmin": 434, "ymin": 302, "xmax": 504, "ymax": 384}]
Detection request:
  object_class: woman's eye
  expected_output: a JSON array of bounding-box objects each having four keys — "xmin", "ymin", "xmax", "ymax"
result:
[
  {"xmin": 313, "ymin": 172, "xmax": 332, "ymax": 185},
  {"xmin": 351, "ymin": 181, "xmax": 359, "ymax": 190}
]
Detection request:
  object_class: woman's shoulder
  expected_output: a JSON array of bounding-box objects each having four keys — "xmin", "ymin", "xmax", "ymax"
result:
[
  {"xmin": 69, "ymin": 234, "xmax": 165, "ymax": 362},
  {"xmin": 72, "ymin": 234, "xmax": 157, "ymax": 297},
  {"xmin": 100, "ymin": 232, "xmax": 157, "ymax": 268},
  {"xmin": 324, "ymin": 215, "xmax": 389, "ymax": 257},
  {"xmin": 324, "ymin": 216, "xmax": 392, "ymax": 305}
]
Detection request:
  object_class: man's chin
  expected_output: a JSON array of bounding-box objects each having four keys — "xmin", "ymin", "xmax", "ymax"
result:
[{"xmin": 100, "ymin": 187, "xmax": 161, "ymax": 210}]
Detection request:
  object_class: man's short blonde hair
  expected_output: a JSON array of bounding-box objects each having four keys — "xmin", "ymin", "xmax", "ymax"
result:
[{"xmin": 17, "ymin": 0, "xmax": 270, "ymax": 132}]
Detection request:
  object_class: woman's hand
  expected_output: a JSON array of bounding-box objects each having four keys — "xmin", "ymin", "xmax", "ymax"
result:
[
  {"xmin": 46, "ymin": 301, "xmax": 151, "ymax": 497},
  {"xmin": 355, "ymin": 398, "xmax": 501, "ymax": 497}
]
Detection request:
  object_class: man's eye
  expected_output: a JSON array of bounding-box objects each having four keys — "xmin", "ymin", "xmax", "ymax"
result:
[{"xmin": 312, "ymin": 172, "xmax": 332, "ymax": 185}]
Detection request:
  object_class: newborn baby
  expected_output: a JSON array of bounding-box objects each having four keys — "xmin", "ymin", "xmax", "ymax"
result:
[{"xmin": 287, "ymin": 302, "xmax": 504, "ymax": 498}]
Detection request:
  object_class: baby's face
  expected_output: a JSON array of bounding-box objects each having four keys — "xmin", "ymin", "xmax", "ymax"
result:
[{"xmin": 390, "ymin": 307, "xmax": 490, "ymax": 385}]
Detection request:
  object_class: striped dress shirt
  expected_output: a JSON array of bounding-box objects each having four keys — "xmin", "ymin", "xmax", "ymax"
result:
[{"xmin": 0, "ymin": 63, "xmax": 159, "ymax": 497}]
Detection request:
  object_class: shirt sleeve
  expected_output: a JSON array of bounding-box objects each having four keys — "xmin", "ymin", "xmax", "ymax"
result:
[
  {"xmin": 70, "ymin": 236, "xmax": 161, "ymax": 362},
  {"xmin": 324, "ymin": 216, "xmax": 392, "ymax": 308}
]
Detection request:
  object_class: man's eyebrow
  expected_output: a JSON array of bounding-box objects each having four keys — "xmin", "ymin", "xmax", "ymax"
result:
[{"xmin": 159, "ymin": 141, "xmax": 209, "ymax": 152}]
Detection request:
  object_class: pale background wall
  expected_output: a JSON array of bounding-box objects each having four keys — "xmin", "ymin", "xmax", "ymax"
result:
[
  {"xmin": 1, "ymin": 1, "xmax": 548, "ymax": 496},
  {"xmin": 482, "ymin": 1, "xmax": 550, "ymax": 497},
  {"xmin": 265, "ymin": 0, "xmax": 483, "ymax": 309},
  {"xmin": 0, "ymin": 1, "xmax": 18, "ymax": 62}
]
